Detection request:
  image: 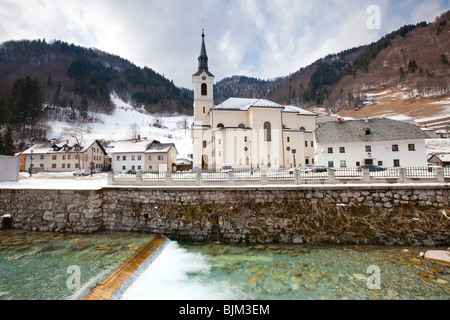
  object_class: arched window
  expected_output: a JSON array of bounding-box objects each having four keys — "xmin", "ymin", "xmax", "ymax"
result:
[
  {"xmin": 299, "ymin": 127, "xmax": 306, "ymax": 132},
  {"xmin": 238, "ymin": 123, "xmax": 245, "ymax": 129},
  {"xmin": 217, "ymin": 123, "xmax": 224, "ymax": 128},
  {"xmin": 264, "ymin": 122, "xmax": 272, "ymax": 142},
  {"xmin": 201, "ymin": 83, "xmax": 207, "ymax": 96}
]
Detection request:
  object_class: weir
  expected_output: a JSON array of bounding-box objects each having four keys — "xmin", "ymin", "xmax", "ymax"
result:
[{"xmin": 84, "ymin": 235, "xmax": 166, "ymax": 300}]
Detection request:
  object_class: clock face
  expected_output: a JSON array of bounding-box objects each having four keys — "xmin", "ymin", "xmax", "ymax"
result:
[{"xmin": 202, "ymin": 76, "xmax": 206, "ymax": 80}]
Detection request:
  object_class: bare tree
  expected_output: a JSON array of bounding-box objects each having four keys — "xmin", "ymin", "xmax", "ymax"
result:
[
  {"xmin": 64, "ymin": 121, "xmax": 92, "ymax": 170},
  {"xmin": 129, "ymin": 122, "xmax": 141, "ymax": 140}
]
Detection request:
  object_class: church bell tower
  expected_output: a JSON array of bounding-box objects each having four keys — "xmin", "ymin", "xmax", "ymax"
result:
[{"xmin": 192, "ymin": 29, "xmax": 215, "ymax": 124}]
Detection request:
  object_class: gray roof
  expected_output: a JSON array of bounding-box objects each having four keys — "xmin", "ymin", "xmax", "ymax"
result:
[
  {"xmin": 315, "ymin": 118, "xmax": 430, "ymax": 144},
  {"xmin": 145, "ymin": 142, "xmax": 178, "ymax": 154},
  {"xmin": 213, "ymin": 98, "xmax": 317, "ymax": 116}
]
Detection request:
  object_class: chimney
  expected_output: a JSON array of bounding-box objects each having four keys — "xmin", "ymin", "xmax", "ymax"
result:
[
  {"xmin": 137, "ymin": 135, "xmax": 141, "ymax": 141},
  {"xmin": 365, "ymin": 117, "xmax": 369, "ymax": 123},
  {"xmin": 338, "ymin": 118, "xmax": 342, "ymax": 124}
]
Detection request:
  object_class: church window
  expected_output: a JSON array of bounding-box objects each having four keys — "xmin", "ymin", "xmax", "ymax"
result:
[
  {"xmin": 264, "ymin": 122, "xmax": 272, "ymax": 142},
  {"xmin": 217, "ymin": 123, "xmax": 224, "ymax": 128},
  {"xmin": 201, "ymin": 83, "xmax": 207, "ymax": 96},
  {"xmin": 238, "ymin": 123, "xmax": 245, "ymax": 129}
]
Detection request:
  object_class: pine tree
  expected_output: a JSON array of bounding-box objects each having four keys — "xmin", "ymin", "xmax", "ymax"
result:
[{"xmin": 2, "ymin": 127, "xmax": 14, "ymax": 156}]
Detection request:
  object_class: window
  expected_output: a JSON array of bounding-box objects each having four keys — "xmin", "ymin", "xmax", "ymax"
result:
[
  {"xmin": 393, "ymin": 159, "xmax": 400, "ymax": 167},
  {"xmin": 201, "ymin": 83, "xmax": 207, "ymax": 96},
  {"xmin": 52, "ymin": 155, "xmax": 57, "ymax": 160},
  {"xmin": 75, "ymin": 164, "xmax": 80, "ymax": 168},
  {"xmin": 299, "ymin": 127, "xmax": 306, "ymax": 132},
  {"xmin": 149, "ymin": 166, "xmax": 153, "ymax": 170},
  {"xmin": 328, "ymin": 161, "xmax": 334, "ymax": 168},
  {"xmin": 311, "ymin": 141, "xmax": 314, "ymax": 148},
  {"xmin": 392, "ymin": 144, "xmax": 399, "ymax": 152},
  {"xmin": 238, "ymin": 123, "xmax": 245, "ymax": 129},
  {"xmin": 287, "ymin": 137, "xmax": 290, "ymax": 143},
  {"xmin": 52, "ymin": 164, "xmax": 56, "ymax": 169},
  {"xmin": 203, "ymin": 141, "xmax": 207, "ymax": 148},
  {"xmin": 62, "ymin": 155, "xmax": 66, "ymax": 160},
  {"xmin": 67, "ymin": 164, "xmax": 71, "ymax": 169},
  {"xmin": 340, "ymin": 147, "xmax": 346, "ymax": 153},
  {"xmin": 132, "ymin": 166, "xmax": 136, "ymax": 170},
  {"xmin": 217, "ymin": 123, "xmax": 224, "ymax": 128},
  {"xmin": 340, "ymin": 160, "xmax": 347, "ymax": 168},
  {"xmin": 138, "ymin": 165, "xmax": 142, "ymax": 170},
  {"xmin": 122, "ymin": 166, "xmax": 126, "ymax": 170},
  {"xmin": 117, "ymin": 156, "xmax": 120, "ymax": 161},
  {"xmin": 408, "ymin": 144, "xmax": 416, "ymax": 151},
  {"xmin": 148, "ymin": 156, "xmax": 153, "ymax": 161},
  {"xmin": 305, "ymin": 141, "xmax": 308, "ymax": 147},
  {"xmin": 203, "ymin": 106, "xmax": 206, "ymax": 114},
  {"xmin": 131, "ymin": 156, "xmax": 135, "ymax": 161},
  {"xmin": 40, "ymin": 155, "xmax": 44, "ymax": 160},
  {"xmin": 158, "ymin": 155, "xmax": 164, "ymax": 161},
  {"xmin": 138, "ymin": 156, "xmax": 142, "ymax": 161},
  {"xmin": 356, "ymin": 162, "xmax": 361, "ymax": 167},
  {"xmin": 328, "ymin": 147, "xmax": 333, "ymax": 154},
  {"xmin": 62, "ymin": 164, "xmax": 65, "ymax": 169},
  {"xmin": 122, "ymin": 156, "xmax": 126, "ymax": 161},
  {"xmin": 365, "ymin": 146, "xmax": 372, "ymax": 152},
  {"xmin": 378, "ymin": 161, "xmax": 383, "ymax": 166},
  {"xmin": 264, "ymin": 122, "xmax": 272, "ymax": 142},
  {"xmin": 244, "ymin": 136, "xmax": 248, "ymax": 142},
  {"xmin": 40, "ymin": 164, "xmax": 44, "ymax": 168}
]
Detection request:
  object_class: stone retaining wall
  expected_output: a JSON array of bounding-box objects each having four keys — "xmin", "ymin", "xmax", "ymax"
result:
[{"xmin": 1, "ymin": 185, "xmax": 449, "ymax": 245}]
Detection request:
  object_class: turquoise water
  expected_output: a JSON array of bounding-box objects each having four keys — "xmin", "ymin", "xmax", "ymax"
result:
[
  {"xmin": 121, "ymin": 241, "xmax": 450, "ymax": 300},
  {"xmin": 0, "ymin": 230, "xmax": 151, "ymax": 300},
  {"xmin": 0, "ymin": 230, "xmax": 449, "ymax": 300}
]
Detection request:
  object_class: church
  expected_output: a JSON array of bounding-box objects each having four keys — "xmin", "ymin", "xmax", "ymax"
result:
[{"xmin": 191, "ymin": 31, "xmax": 317, "ymax": 171}]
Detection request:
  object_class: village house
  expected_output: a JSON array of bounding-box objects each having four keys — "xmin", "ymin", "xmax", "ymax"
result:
[
  {"xmin": 314, "ymin": 118, "xmax": 430, "ymax": 168},
  {"xmin": 109, "ymin": 137, "xmax": 177, "ymax": 172},
  {"xmin": 428, "ymin": 153, "xmax": 450, "ymax": 167},
  {"xmin": 22, "ymin": 140, "xmax": 107, "ymax": 173},
  {"xmin": 191, "ymin": 30, "xmax": 317, "ymax": 171}
]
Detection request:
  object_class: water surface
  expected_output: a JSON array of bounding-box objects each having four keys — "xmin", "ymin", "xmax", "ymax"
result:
[{"xmin": 121, "ymin": 241, "xmax": 450, "ymax": 300}]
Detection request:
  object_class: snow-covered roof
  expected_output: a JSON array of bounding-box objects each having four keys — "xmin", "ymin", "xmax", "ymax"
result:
[
  {"xmin": 436, "ymin": 153, "xmax": 450, "ymax": 162},
  {"xmin": 145, "ymin": 142, "xmax": 177, "ymax": 154},
  {"xmin": 109, "ymin": 139, "xmax": 153, "ymax": 154},
  {"xmin": 22, "ymin": 140, "xmax": 106, "ymax": 155},
  {"xmin": 213, "ymin": 98, "xmax": 317, "ymax": 116}
]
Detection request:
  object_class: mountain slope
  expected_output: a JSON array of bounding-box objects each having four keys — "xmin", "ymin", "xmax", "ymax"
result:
[{"xmin": 0, "ymin": 39, "xmax": 193, "ymax": 120}]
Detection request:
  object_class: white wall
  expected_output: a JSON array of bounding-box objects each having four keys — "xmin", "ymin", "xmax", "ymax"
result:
[
  {"xmin": 0, "ymin": 156, "xmax": 19, "ymax": 182},
  {"xmin": 316, "ymin": 139, "xmax": 428, "ymax": 167},
  {"xmin": 112, "ymin": 153, "xmax": 146, "ymax": 171}
]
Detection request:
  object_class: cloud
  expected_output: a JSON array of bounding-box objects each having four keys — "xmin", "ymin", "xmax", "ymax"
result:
[{"xmin": 0, "ymin": 0, "xmax": 448, "ymax": 89}]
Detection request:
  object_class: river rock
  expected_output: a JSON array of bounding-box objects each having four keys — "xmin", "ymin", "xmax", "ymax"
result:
[{"xmin": 424, "ymin": 250, "xmax": 450, "ymax": 266}]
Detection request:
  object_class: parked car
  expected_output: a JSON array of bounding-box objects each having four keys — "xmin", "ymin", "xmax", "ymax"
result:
[
  {"xmin": 102, "ymin": 167, "xmax": 111, "ymax": 172},
  {"xmin": 220, "ymin": 165, "xmax": 233, "ymax": 172},
  {"xmin": 73, "ymin": 169, "xmax": 91, "ymax": 176},
  {"xmin": 121, "ymin": 170, "xmax": 137, "ymax": 174},
  {"xmin": 297, "ymin": 166, "xmax": 313, "ymax": 173},
  {"xmin": 358, "ymin": 165, "xmax": 386, "ymax": 172},
  {"xmin": 314, "ymin": 166, "xmax": 328, "ymax": 173}
]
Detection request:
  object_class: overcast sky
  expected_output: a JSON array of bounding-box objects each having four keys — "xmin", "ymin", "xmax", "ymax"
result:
[{"xmin": 0, "ymin": 0, "xmax": 449, "ymax": 88}]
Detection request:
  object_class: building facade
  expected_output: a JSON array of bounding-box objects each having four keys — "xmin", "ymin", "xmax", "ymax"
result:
[
  {"xmin": 110, "ymin": 138, "xmax": 177, "ymax": 172},
  {"xmin": 22, "ymin": 140, "xmax": 107, "ymax": 173},
  {"xmin": 191, "ymin": 31, "xmax": 317, "ymax": 171},
  {"xmin": 315, "ymin": 118, "xmax": 430, "ymax": 168}
]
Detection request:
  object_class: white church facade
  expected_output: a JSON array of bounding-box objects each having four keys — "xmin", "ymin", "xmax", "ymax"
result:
[{"xmin": 191, "ymin": 31, "xmax": 317, "ymax": 171}]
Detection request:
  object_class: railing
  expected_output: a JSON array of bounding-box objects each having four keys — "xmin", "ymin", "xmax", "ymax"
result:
[{"xmin": 108, "ymin": 166, "xmax": 448, "ymax": 186}]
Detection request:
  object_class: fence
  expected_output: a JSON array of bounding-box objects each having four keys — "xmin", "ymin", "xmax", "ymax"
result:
[{"xmin": 108, "ymin": 166, "xmax": 448, "ymax": 186}]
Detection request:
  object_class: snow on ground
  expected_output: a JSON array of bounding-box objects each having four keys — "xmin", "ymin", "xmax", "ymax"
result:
[{"xmin": 47, "ymin": 93, "xmax": 194, "ymax": 157}]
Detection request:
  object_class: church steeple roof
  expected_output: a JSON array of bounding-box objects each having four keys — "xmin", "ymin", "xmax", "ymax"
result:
[
  {"xmin": 193, "ymin": 29, "xmax": 214, "ymax": 77},
  {"xmin": 198, "ymin": 29, "xmax": 208, "ymax": 71}
]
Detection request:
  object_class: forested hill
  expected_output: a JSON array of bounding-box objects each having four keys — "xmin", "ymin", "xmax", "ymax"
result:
[
  {"xmin": 215, "ymin": 10, "xmax": 450, "ymax": 112},
  {"xmin": 0, "ymin": 39, "xmax": 193, "ymax": 125}
]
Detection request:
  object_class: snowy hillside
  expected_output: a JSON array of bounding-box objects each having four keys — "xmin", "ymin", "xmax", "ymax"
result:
[{"xmin": 47, "ymin": 94, "xmax": 194, "ymax": 157}]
